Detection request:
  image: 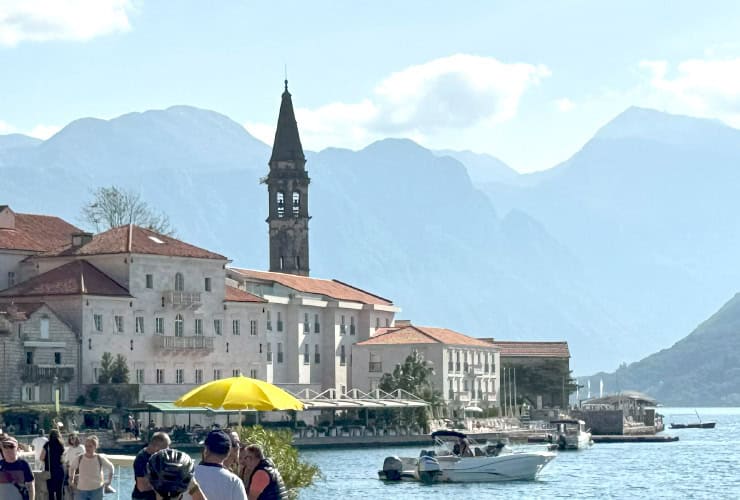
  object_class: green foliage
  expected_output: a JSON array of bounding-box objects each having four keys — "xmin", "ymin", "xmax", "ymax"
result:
[
  {"xmin": 238, "ymin": 425, "xmax": 321, "ymax": 499},
  {"xmin": 507, "ymin": 360, "xmax": 576, "ymax": 408},
  {"xmin": 378, "ymin": 350, "xmax": 440, "ymax": 429},
  {"xmin": 111, "ymin": 354, "xmax": 130, "ymax": 384},
  {"xmin": 98, "ymin": 352, "xmax": 113, "ymax": 384}
]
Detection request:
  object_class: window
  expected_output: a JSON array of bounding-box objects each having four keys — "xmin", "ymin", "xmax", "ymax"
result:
[
  {"xmin": 155, "ymin": 317, "xmax": 164, "ymax": 335},
  {"xmin": 93, "ymin": 367, "xmax": 99, "ymax": 383},
  {"xmin": 146, "ymin": 274, "xmax": 153, "ymax": 289},
  {"xmin": 156, "ymin": 369, "xmax": 165, "ymax": 384},
  {"xmin": 292, "ymin": 191, "xmax": 300, "ymax": 216},
  {"xmin": 26, "ymin": 351, "xmax": 33, "ymax": 365},
  {"xmin": 176, "ymin": 369, "xmax": 184, "ymax": 384},
  {"xmin": 304, "ymin": 344, "xmax": 309, "ymax": 364},
  {"xmin": 174, "ymin": 314, "xmax": 184, "ymax": 337},
  {"xmin": 135, "ymin": 316, "xmax": 145, "ymax": 335},
  {"xmin": 279, "ymin": 256, "xmax": 284, "ymax": 270},
  {"xmin": 23, "ymin": 385, "xmax": 37, "ymax": 402},
  {"xmin": 340, "ymin": 345, "xmax": 346, "ymax": 366},
  {"xmin": 385, "ymin": 318, "xmax": 390, "ymax": 327},
  {"xmin": 114, "ymin": 315, "xmax": 124, "ymax": 333},
  {"xmin": 213, "ymin": 369, "xmax": 222, "ymax": 380},
  {"xmin": 314, "ymin": 314, "xmax": 320, "ymax": 333},
  {"xmin": 94, "ymin": 314, "xmax": 103, "ymax": 332},
  {"xmin": 277, "ymin": 343, "xmax": 283, "ymax": 363},
  {"xmin": 250, "ymin": 320, "xmax": 257, "ymax": 336},
  {"xmin": 54, "ymin": 352, "xmax": 61, "ymax": 365},
  {"xmin": 7, "ymin": 271, "xmax": 15, "ymax": 287},
  {"xmin": 214, "ymin": 319, "xmax": 222, "ymax": 336},
  {"xmin": 232, "ymin": 369, "xmax": 240, "ymax": 377},
  {"xmin": 250, "ymin": 369, "xmax": 258, "ymax": 379},
  {"xmin": 448, "ymin": 380, "xmax": 454, "ymax": 400},
  {"xmin": 455, "ymin": 351, "xmax": 460, "ymax": 372},
  {"xmin": 195, "ymin": 369, "xmax": 203, "ymax": 384},
  {"xmin": 266, "ymin": 311, "xmax": 272, "ymax": 331},
  {"xmin": 40, "ymin": 317, "xmax": 49, "ymax": 339},
  {"xmin": 350, "ymin": 316, "xmax": 356, "ymax": 335},
  {"xmin": 266, "ymin": 343, "xmax": 272, "ymax": 363},
  {"xmin": 204, "ymin": 277, "xmax": 211, "ymax": 292},
  {"xmin": 369, "ymin": 353, "xmax": 382, "ymax": 372},
  {"xmin": 340, "ymin": 315, "xmax": 346, "ymax": 335},
  {"xmin": 232, "ymin": 319, "xmax": 240, "ymax": 336},
  {"xmin": 314, "ymin": 344, "xmax": 320, "ymax": 364},
  {"xmin": 136, "ymin": 369, "xmax": 144, "ymax": 384},
  {"xmin": 375, "ymin": 317, "xmax": 380, "ymax": 329},
  {"xmin": 277, "ymin": 312, "xmax": 283, "ymax": 332},
  {"xmin": 174, "ymin": 273, "xmax": 184, "ymax": 291},
  {"xmin": 448, "ymin": 351, "xmax": 453, "ymax": 372},
  {"xmin": 276, "ymin": 191, "xmax": 285, "ymax": 218},
  {"xmin": 303, "ymin": 313, "xmax": 310, "ymax": 333},
  {"xmin": 194, "ymin": 318, "xmax": 203, "ymax": 336}
]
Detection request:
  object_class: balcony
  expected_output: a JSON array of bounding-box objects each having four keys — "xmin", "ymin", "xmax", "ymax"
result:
[
  {"xmin": 153, "ymin": 335, "xmax": 213, "ymax": 353},
  {"xmin": 455, "ymin": 392, "xmax": 471, "ymax": 402},
  {"xmin": 22, "ymin": 365, "xmax": 75, "ymax": 383},
  {"xmin": 369, "ymin": 361, "xmax": 383, "ymax": 373},
  {"xmin": 163, "ymin": 291, "xmax": 202, "ymax": 309}
]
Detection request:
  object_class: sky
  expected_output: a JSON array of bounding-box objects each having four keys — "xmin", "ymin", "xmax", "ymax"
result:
[{"xmin": 3, "ymin": 1, "xmax": 740, "ymax": 172}]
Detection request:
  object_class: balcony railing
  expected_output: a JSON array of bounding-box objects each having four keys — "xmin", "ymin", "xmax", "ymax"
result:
[
  {"xmin": 455, "ymin": 392, "xmax": 471, "ymax": 402},
  {"xmin": 22, "ymin": 365, "xmax": 75, "ymax": 383},
  {"xmin": 369, "ymin": 361, "xmax": 383, "ymax": 373},
  {"xmin": 164, "ymin": 291, "xmax": 202, "ymax": 308},
  {"xmin": 153, "ymin": 335, "xmax": 213, "ymax": 352}
]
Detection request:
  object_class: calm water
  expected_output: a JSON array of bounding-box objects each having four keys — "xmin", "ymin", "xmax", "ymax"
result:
[{"xmin": 110, "ymin": 408, "xmax": 740, "ymax": 499}]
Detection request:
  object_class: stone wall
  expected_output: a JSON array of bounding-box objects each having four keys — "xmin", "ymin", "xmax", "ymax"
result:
[{"xmin": 571, "ymin": 409, "xmax": 624, "ymax": 435}]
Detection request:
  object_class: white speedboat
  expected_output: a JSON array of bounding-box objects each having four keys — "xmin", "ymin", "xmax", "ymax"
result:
[
  {"xmin": 550, "ymin": 419, "xmax": 592, "ymax": 450},
  {"xmin": 379, "ymin": 430, "xmax": 556, "ymax": 483}
]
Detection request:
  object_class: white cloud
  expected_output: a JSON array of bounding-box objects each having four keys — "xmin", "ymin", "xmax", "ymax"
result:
[
  {"xmin": 639, "ymin": 58, "xmax": 740, "ymax": 126},
  {"xmin": 28, "ymin": 123, "xmax": 61, "ymax": 139},
  {"xmin": 0, "ymin": 0, "xmax": 133, "ymax": 47},
  {"xmin": 0, "ymin": 120, "xmax": 15, "ymax": 134},
  {"xmin": 250, "ymin": 54, "xmax": 549, "ymax": 152},
  {"xmin": 555, "ymin": 98, "xmax": 575, "ymax": 112}
]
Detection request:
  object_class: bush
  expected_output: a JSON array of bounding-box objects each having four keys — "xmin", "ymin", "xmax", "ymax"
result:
[{"xmin": 238, "ymin": 425, "xmax": 320, "ymax": 499}]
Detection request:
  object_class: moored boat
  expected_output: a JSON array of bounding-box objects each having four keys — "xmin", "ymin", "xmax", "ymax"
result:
[{"xmin": 550, "ymin": 419, "xmax": 593, "ymax": 450}]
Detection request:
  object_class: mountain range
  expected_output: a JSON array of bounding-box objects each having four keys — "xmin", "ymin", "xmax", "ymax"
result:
[{"xmin": 2, "ymin": 104, "xmax": 739, "ymax": 387}]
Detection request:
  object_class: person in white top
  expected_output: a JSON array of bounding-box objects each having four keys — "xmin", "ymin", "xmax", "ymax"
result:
[
  {"xmin": 63, "ymin": 433, "xmax": 86, "ymax": 498},
  {"xmin": 31, "ymin": 429, "xmax": 48, "ymax": 469},
  {"xmin": 69, "ymin": 435, "xmax": 114, "ymax": 500},
  {"xmin": 182, "ymin": 430, "xmax": 246, "ymax": 500}
]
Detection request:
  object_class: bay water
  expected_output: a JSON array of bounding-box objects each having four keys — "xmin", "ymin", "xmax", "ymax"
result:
[{"xmin": 110, "ymin": 408, "xmax": 740, "ymax": 499}]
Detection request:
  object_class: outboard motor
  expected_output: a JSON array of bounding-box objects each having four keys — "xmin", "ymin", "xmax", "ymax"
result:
[
  {"xmin": 381, "ymin": 456, "xmax": 404, "ymax": 481},
  {"xmin": 417, "ymin": 455, "xmax": 442, "ymax": 484}
]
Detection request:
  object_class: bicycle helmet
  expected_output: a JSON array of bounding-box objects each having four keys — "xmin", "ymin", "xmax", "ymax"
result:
[{"xmin": 147, "ymin": 448, "xmax": 194, "ymax": 499}]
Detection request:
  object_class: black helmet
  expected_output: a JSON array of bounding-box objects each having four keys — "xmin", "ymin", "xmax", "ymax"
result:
[{"xmin": 147, "ymin": 448, "xmax": 194, "ymax": 499}]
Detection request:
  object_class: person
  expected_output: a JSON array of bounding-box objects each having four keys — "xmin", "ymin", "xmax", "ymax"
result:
[
  {"xmin": 458, "ymin": 437, "xmax": 473, "ymax": 457},
  {"xmin": 40, "ymin": 429, "xmax": 65, "ymax": 500},
  {"xmin": 240, "ymin": 444, "xmax": 287, "ymax": 500},
  {"xmin": 0, "ymin": 436, "xmax": 35, "ymax": 500},
  {"xmin": 132, "ymin": 432, "xmax": 171, "ymax": 500},
  {"xmin": 32, "ymin": 429, "xmax": 48, "ymax": 469},
  {"xmin": 147, "ymin": 448, "xmax": 206, "ymax": 500},
  {"xmin": 69, "ymin": 435, "xmax": 114, "ymax": 500},
  {"xmin": 182, "ymin": 430, "xmax": 246, "ymax": 500},
  {"xmin": 223, "ymin": 430, "xmax": 241, "ymax": 473},
  {"xmin": 62, "ymin": 433, "xmax": 85, "ymax": 498}
]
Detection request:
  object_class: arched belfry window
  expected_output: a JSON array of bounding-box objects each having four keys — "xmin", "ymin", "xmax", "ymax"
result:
[
  {"xmin": 276, "ymin": 192, "xmax": 285, "ymax": 218},
  {"xmin": 174, "ymin": 272, "xmax": 184, "ymax": 291},
  {"xmin": 292, "ymin": 192, "xmax": 300, "ymax": 216},
  {"xmin": 279, "ymin": 256, "xmax": 284, "ymax": 270}
]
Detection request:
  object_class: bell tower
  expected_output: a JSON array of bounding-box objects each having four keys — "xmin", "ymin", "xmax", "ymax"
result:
[{"xmin": 264, "ymin": 80, "xmax": 310, "ymax": 276}]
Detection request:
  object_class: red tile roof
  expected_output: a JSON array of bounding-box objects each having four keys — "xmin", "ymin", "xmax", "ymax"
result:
[
  {"xmin": 0, "ymin": 260, "xmax": 131, "ymax": 298},
  {"xmin": 224, "ymin": 285, "xmax": 266, "ymax": 303},
  {"xmin": 487, "ymin": 341, "xmax": 570, "ymax": 358},
  {"xmin": 357, "ymin": 325, "xmax": 493, "ymax": 347},
  {"xmin": 230, "ymin": 268, "xmax": 393, "ymax": 306},
  {"xmin": 0, "ymin": 209, "xmax": 82, "ymax": 252},
  {"xmin": 45, "ymin": 225, "xmax": 226, "ymax": 260}
]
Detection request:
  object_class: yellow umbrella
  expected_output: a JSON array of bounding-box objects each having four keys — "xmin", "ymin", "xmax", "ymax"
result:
[{"xmin": 174, "ymin": 375, "xmax": 303, "ymax": 411}]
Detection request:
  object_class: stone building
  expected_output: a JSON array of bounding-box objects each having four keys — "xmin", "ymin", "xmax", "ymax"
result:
[{"xmin": 352, "ymin": 321, "xmax": 500, "ymax": 413}]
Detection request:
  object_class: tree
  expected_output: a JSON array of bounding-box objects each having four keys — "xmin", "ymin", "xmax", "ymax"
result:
[
  {"xmin": 110, "ymin": 354, "xmax": 130, "ymax": 384},
  {"xmin": 81, "ymin": 185, "xmax": 174, "ymax": 235},
  {"xmin": 98, "ymin": 352, "xmax": 113, "ymax": 384},
  {"xmin": 238, "ymin": 425, "xmax": 320, "ymax": 499}
]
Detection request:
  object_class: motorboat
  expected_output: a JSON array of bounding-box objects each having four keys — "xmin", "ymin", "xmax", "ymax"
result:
[
  {"xmin": 549, "ymin": 419, "xmax": 593, "ymax": 450},
  {"xmin": 378, "ymin": 430, "xmax": 556, "ymax": 483}
]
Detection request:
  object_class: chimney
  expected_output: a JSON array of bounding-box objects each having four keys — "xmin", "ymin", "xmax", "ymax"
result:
[
  {"xmin": 0, "ymin": 206, "xmax": 16, "ymax": 229},
  {"xmin": 394, "ymin": 319, "xmax": 412, "ymax": 327},
  {"xmin": 71, "ymin": 232, "xmax": 94, "ymax": 247}
]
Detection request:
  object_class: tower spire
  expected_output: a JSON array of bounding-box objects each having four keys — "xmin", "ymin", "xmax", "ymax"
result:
[{"xmin": 270, "ymin": 78, "xmax": 305, "ymax": 163}]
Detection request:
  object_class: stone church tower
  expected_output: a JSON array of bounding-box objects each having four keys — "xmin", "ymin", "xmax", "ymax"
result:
[{"xmin": 264, "ymin": 80, "xmax": 310, "ymax": 276}]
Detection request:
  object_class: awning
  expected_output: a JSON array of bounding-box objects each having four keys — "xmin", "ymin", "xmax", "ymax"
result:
[{"xmin": 137, "ymin": 402, "xmax": 255, "ymax": 414}]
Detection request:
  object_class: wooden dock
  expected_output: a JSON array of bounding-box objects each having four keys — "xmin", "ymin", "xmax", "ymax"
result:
[{"xmin": 592, "ymin": 434, "xmax": 678, "ymax": 443}]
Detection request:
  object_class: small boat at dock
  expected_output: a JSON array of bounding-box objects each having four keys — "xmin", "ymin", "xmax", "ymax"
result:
[
  {"xmin": 669, "ymin": 410, "xmax": 716, "ymax": 430},
  {"xmin": 549, "ymin": 419, "xmax": 593, "ymax": 450}
]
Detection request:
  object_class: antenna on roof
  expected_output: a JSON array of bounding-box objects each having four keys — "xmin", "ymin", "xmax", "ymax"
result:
[{"xmin": 284, "ymin": 64, "xmax": 288, "ymax": 91}]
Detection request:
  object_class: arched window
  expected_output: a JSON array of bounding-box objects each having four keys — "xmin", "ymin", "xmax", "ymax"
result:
[
  {"xmin": 174, "ymin": 273, "xmax": 184, "ymax": 291},
  {"xmin": 292, "ymin": 191, "xmax": 300, "ymax": 216},
  {"xmin": 279, "ymin": 256, "xmax": 284, "ymax": 270},
  {"xmin": 174, "ymin": 314, "xmax": 184, "ymax": 337},
  {"xmin": 276, "ymin": 192, "xmax": 285, "ymax": 218}
]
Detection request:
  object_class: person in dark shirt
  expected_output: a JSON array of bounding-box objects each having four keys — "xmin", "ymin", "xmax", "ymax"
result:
[
  {"xmin": 40, "ymin": 429, "xmax": 66, "ymax": 500},
  {"xmin": 0, "ymin": 436, "xmax": 35, "ymax": 500},
  {"xmin": 132, "ymin": 432, "xmax": 171, "ymax": 499}
]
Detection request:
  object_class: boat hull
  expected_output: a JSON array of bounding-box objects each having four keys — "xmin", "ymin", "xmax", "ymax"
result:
[
  {"xmin": 433, "ymin": 452, "xmax": 556, "ymax": 482},
  {"xmin": 669, "ymin": 422, "xmax": 716, "ymax": 429}
]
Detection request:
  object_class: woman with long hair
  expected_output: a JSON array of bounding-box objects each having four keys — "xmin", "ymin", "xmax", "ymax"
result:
[{"xmin": 40, "ymin": 429, "xmax": 65, "ymax": 500}]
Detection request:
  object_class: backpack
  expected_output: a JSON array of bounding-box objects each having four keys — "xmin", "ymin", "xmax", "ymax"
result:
[{"xmin": 71, "ymin": 453, "xmax": 104, "ymax": 487}]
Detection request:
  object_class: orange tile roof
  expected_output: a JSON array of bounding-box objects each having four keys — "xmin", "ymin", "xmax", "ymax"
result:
[
  {"xmin": 357, "ymin": 325, "xmax": 493, "ymax": 347},
  {"xmin": 224, "ymin": 285, "xmax": 266, "ymax": 303},
  {"xmin": 0, "ymin": 209, "xmax": 82, "ymax": 252},
  {"xmin": 45, "ymin": 225, "xmax": 226, "ymax": 260},
  {"xmin": 0, "ymin": 260, "xmax": 131, "ymax": 298},
  {"xmin": 230, "ymin": 268, "xmax": 393, "ymax": 306},
  {"xmin": 488, "ymin": 341, "xmax": 570, "ymax": 358}
]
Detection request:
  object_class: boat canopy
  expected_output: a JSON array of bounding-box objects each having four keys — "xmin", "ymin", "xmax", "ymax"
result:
[
  {"xmin": 431, "ymin": 430, "xmax": 467, "ymax": 440},
  {"xmin": 550, "ymin": 419, "xmax": 585, "ymax": 425}
]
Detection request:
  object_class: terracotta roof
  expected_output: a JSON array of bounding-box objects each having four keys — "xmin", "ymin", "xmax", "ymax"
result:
[
  {"xmin": 45, "ymin": 225, "xmax": 227, "ymax": 260},
  {"xmin": 0, "ymin": 210, "xmax": 82, "ymax": 252},
  {"xmin": 230, "ymin": 268, "xmax": 393, "ymax": 306},
  {"xmin": 357, "ymin": 325, "xmax": 493, "ymax": 347},
  {"xmin": 224, "ymin": 285, "xmax": 266, "ymax": 303},
  {"xmin": 488, "ymin": 341, "xmax": 570, "ymax": 358},
  {"xmin": 0, "ymin": 260, "xmax": 131, "ymax": 298}
]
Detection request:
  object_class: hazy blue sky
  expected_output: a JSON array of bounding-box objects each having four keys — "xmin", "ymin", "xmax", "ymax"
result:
[{"xmin": 3, "ymin": 0, "xmax": 740, "ymax": 172}]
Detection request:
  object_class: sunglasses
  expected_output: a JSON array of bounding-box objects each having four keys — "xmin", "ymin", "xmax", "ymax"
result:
[{"xmin": 1, "ymin": 443, "xmax": 17, "ymax": 449}]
